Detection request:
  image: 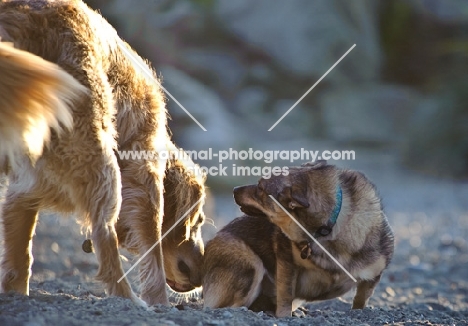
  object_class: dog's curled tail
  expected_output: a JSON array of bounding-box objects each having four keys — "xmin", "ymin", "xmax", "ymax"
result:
[{"xmin": 0, "ymin": 42, "xmax": 87, "ymax": 166}]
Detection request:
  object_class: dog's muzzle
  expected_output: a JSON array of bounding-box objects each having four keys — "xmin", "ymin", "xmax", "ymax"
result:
[{"xmin": 233, "ymin": 185, "xmax": 265, "ymax": 216}]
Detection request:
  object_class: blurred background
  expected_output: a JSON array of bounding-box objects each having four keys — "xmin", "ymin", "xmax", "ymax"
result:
[{"xmin": 79, "ymin": 0, "xmax": 468, "ymax": 257}]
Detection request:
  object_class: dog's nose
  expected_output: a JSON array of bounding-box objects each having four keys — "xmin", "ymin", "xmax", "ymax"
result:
[
  {"xmin": 233, "ymin": 185, "xmax": 256, "ymax": 206},
  {"xmin": 233, "ymin": 186, "xmax": 245, "ymax": 205},
  {"xmin": 233, "ymin": 186, "xmax": 242, "ymax": 196}
]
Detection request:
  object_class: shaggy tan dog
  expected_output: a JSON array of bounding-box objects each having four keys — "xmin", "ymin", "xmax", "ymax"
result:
[{"xmin": 0, "ymin": 0, "xmax": 205, "ymax": 306}]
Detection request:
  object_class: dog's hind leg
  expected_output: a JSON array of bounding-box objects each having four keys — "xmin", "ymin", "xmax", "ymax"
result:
[
  {"xmin": 203, "ymin": 235, "xmax": 264, "ymax": 309},
  {"xmin": 203, "ymin": 264, "xmax": 264, "ymax": 309},
  {"xmin": 352, "ymin": 274, "xmax": 381, "ymax": 309},
  {"xmin": 0, "ymin": 192, "xmax": 39, "ymax": 295}
]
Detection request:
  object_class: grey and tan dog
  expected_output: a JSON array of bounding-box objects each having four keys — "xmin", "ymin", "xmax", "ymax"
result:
[{"xmin": 203, "ymin": 161, "xmax": 394, "ymax": 317}]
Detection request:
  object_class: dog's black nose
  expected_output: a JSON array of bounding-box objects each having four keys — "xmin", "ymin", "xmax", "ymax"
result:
[
  {"xmin": 233, "ymin": 186, "xmax": 246, "ymax": 205},
  {"xmin": 233, "ymin": 186, "xmax": 242, "ymax": 196}
]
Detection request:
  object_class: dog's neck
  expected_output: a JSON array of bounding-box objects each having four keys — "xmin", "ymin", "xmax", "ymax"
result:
[
  {"xmin": 313, "ymin": 186, "xmax": 342, "ymax": 238},
  {"xmin": 297, "ymin": 186, "xmax": 343, "ymax": 259}
]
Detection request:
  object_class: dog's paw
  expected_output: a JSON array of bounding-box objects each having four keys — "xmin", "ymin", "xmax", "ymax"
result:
[
  {"xmin": 131, "ymin": 293, "xmax": 148, "ymax": 309},
  {"xmin": 276, "ymin": 308, "xmax": 292, "ymax": 318}
]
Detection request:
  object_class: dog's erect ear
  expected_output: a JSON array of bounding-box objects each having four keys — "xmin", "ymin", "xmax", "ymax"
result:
[
  {"xmin": 280, "ymin": 186, "xmax": 309, "ymax": 210},
  {"xmin": 301, "ymin": 160, "xmax": 327, "ymax": 169}
]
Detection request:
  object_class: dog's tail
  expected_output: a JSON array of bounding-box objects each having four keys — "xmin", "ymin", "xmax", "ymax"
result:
[{"xmin": 0, "ymin": 42, "xmax": 87, "ymax": 167}]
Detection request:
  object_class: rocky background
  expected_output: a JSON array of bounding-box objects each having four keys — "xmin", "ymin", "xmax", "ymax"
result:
[
  {"xmin": 1, "ymin": 1, "xmax": 468, "ymax": 325},
  {"xmin": 84, "ymin": 0, "xmax": 468, "ymax": 183}
]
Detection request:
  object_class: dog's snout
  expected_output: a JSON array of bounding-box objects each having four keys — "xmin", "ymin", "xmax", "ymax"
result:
[
  {"xmin": 233, "ymin": 185, "xmax": 256, "ymax": 206},
  {"xmin": 178, "ymin": 258, "xmax": 202, "ymax": 287},
  {"xmin": 233, "ymin": 186, "xmax": 245, "ymax": 205},
  {"xmin": 179, "ymin": 259, "xmax": 203, "ymax": 287},
  {"xmin": 233, "ymin": 186, "xmax": 243, "ymax": 197}
]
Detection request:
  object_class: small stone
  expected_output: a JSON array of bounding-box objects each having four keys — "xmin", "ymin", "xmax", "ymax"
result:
[
  {"xmin": 292, "ymin": 309, "xmax": 306, "ymax": 318},
  {"xmin": 385, "ymin": 287, "xmax": 396, "ymax": 297},
  {"xmin": 51, "ymin": 242, "xmax": 60, "ymax": 254},
  {"xmin": 222, "ymin": 310, "xmax": 233, "ymax": 318}
]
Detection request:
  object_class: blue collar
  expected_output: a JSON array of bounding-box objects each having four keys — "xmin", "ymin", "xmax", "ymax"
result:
[
  {"xmin": 314, "ymin": 186, "xmax": 342, "ymax": 238},
  {"xmin": 329, "ymin": 186, "xmax": 342, "ymax": 225}
]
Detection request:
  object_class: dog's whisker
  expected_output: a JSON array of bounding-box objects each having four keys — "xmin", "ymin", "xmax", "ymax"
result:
[
  {"xmin": 166, "ymin": 284, "xmax": 202, "ymax": 305},
  {"xmin": 204, "ymin": 217, "xmax": 217, "ymax": 228}
]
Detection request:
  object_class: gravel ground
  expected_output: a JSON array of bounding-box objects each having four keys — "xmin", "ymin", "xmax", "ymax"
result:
[{"xmin": 1, "ymin": 153, "xmax": 467, "ymax": 325}]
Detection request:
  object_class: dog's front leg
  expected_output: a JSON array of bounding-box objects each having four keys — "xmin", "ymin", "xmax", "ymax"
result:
[
  {"xmin": 275, "ymin": 235, "xmax": 297, "ymax": 318},
  {"xmin": 119, "ymin": 169, "xmax": 169, "ymax": 306},
  {"xmin": 275, "ymin": 259, "xmax": 297, "ymax": 317},
  {"xmin": 352, "ymin": 274, "xmax": 381, "ymax": 309}
]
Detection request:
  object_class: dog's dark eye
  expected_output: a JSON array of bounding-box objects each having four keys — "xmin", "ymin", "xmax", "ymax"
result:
[{"xmin": 316, "ymin": 226, "xmax": 331, "ymax": 237}]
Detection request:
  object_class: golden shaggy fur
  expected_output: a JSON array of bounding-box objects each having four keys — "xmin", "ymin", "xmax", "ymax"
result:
[
  {"xmin": 0, "ymin": 40, "xmax": 86, "ymax": 167},
  {"xmin": 116, "ymin": 143, "xmax": 206, "ymax": 294},
  {"xmin": 0, "ymin": 0, "xmax": 205, "ymax": 306}
]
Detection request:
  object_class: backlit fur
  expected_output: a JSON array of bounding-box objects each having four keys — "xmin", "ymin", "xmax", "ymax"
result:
[
  {"xmin": 116, "ymin": 143, "xmax": 206, "ymax": 294},
  {"xmin": 0, "ymin": 0, "xmax": 206, "ymax": 306}
]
